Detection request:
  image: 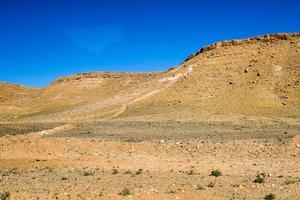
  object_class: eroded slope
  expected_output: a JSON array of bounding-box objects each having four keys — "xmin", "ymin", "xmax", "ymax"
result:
[{"xmin": 122, "ymin": 33, "xmax": 300, "ymax": 121}]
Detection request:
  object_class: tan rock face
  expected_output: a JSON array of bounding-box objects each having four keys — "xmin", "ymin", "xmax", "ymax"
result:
[{"xmin": 184, "ymin": 33, "xmax": 300, "ymax": 62}]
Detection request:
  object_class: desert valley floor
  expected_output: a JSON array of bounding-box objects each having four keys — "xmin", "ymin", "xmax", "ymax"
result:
[
  {"xmin": 0, "ymin": 121, "xmax": 299, "ymax": 199},
  {"xmin": 0, "ymin": 33, "xmax": 300, "ymax": 199}
]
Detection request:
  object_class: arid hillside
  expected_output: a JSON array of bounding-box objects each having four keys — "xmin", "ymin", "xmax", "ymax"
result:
[
  {"xmin": 0, "ymin": 83, "xmax": 39, "ymax": 117},
  {"xmin": 122, "ymin": 33, "xmax": 300, "ymax": 122},
  {"xmin": 0, "ymin": 70, "xmax": 184, "ymax": 122},
  {"xmin": 0, "ymin": 33, "xmax": 299, "ymax": 123}
]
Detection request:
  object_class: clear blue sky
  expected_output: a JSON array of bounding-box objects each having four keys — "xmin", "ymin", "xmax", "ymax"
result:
[{"xmin": 0, "ymin": 0, "xmax": 299, "ymax": 87}]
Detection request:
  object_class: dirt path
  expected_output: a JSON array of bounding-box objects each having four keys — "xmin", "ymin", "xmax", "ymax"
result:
[
  {"xmin": 32, "ymin": 123, "xmax": 76, "ymax": 136},
  {"xmin": 97, "ymin": 65, "xmax": 194, "ymax": 121}
]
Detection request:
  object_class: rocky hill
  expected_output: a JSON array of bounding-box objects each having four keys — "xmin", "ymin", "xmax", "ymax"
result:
[
  {"xmin": 122, "ymin": 33, "xmax": 300, "ymax": 122},
  {"xmin": 0, "ymin": 33, "xmax": 299, "ymax": 123}
]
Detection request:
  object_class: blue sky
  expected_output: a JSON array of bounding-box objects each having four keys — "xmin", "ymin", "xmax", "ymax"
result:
[{"xmin": 0, "ymin": 0, "xmax": 299, "ymax": 87}]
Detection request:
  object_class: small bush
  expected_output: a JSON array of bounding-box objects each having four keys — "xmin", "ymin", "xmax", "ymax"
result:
[
  {"xmin": 264, "ymin": 193, "xmax": 275, "ymax": 200},
  {"xmin": 119, "ymin": 188, "xmax": 131, "ymax": 196},
  {"xmin": 7, "ymin": 168, "xmax": 20, "ymax": 175},
  {"xmin": 44, "ymin": 166, "xmax": 54, "ymax": 172},
  {"xmin": 61, "ymin": 177, "xmax": 68, "ymax": 181},
  {"xmin": 83, "ymin": 171, "xmax": 94, "ymax": 176},
  {"xmin": 0, "ymin": 191, "xmax": 10, "ymax": 200},
  {"xmin": 254, "ymin": 174, "xmax": 265, "ymax": 183},
  {"xmin": 112, "ymin": 168, "xmax": 118, "ymax": 175},
  {"xmin": 196, "ymin": 184, "xmax": 204, "ymax": 190},
  {"xmin": 210, "ymin": 169, "xmax": 222, "ymax": 177},
  {"xmin": 1, "ymin": 171, "xmax": 9, "ymax": 177},
  {"xmin": 135, "ymin": 169, "xmax": 143, "ymax": 175},
  {"xmin": 167, "ymin": 190, "xmax": 176, "ymax": 194},
  {"xmin": 207, "ymin": 181, "xmax": 215, "ymax": 188}
]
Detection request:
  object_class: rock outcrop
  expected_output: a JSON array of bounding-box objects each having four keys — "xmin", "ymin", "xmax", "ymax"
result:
[{"xmin": 184, "ymin": 33, "xmax": 300, "ymax": 62}]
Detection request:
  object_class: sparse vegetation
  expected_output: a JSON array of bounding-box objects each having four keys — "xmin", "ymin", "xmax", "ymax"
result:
[
  {"xmin": 196, "ymin": 184, "xmax": 204, "ymax": 190},
  {"xmin": 135, "ymin": 168, "xmax": 143, "ymax": 175},
  {"xmin": 112, "ymin": 168, "xmax": 118, "ymax": 175},
  {"xmin": 119, "ymin": 188, "xmax": 132, "ymax": 196},
  {"xmin": 187, "ymin": 169, "xmax": 196, "ymax": 175},
  {"xmin": 254, "ymin": 173, "xmax": 265, "ymax": 183},
  {"xmin": 264, "ymin": 193, "xmax": 275, "ymax": 200},
  {"xmin": 6, "ymin": 168, "xmax": 20, "ymax": 175},
  {"xmin": 0, "ymin": 191, "xmax": 10, "ymax": 200},
  {"xmin": 125, "ymin": 138, "xmax": 142, "ymax": 143},
  {"xmin": 207, "ymin": 181, "xmax": 215, "ymax": 188},
  {"xmin": 83, "ymin": 171, "xmax": 94, "ymax": 176},
  {"xmin": 284, "ymin": 178, "xmax": 300, "ymax": 185},
  {"xmin": 124, "ymin": 170, "xmax": 132, "ymax": 174},
  {"xmin": 0, "ymin": 123, "xmax": 62, "ymax": 136},
  {"xmin": 167, "ymin": 190, "xmax": 177, "ymax": 194},
  {"xmin": 210, "ymin": 169, "xmax": 222, "ymax": 177},
  {"xmin": 44, "ymin": 166, "xmax": 54, "ymax": 172},
  {"xmin": 1, "ymin": 171, "xmax": 9, "ymax": 177}
]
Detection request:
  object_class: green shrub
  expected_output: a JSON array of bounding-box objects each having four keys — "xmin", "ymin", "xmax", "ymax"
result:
[
  {"xmin": 210, "ymin": 169, "xmax": 222, "ymax": 177},
  {"xmin": 0, "ymin": 191, "xmax": 10, "ymax": 200},
  {"xmin": 254, "ymin": 174, "xmax": 265, "ymax": 183},
  {"xmin": 264, "ymin": 193, "xmax": 275, "ymax": 200},
  {"xmin": 207, "ymin": 181, "xmax": 215, "ymax": 188},
  {"xmin": 135, "ymin": 169, "xmax": 143, "ymax": 175},
  {"xmin": 83, "ymin": 171, "xmax": 94, "ymax": 176},
  {"xmin": 119, "ymin": 188, "xmax": 131, "ymax": 196},
  {"xmin": 196, "ymin": 184, "xmax": 204, "ymax": 190},
  {"xmin": 112, "ymin": 168, "xmax": 118, "ymax": 175}
]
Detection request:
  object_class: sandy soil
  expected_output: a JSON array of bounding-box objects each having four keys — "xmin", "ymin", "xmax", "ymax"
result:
[{"xmin": 0, "ymin": 122, "xmax": 299, "ymax": 200}]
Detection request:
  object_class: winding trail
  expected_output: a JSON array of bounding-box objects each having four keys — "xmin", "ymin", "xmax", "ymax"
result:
[
  {"xmin": 97, "ymin": 65, "xmax": 193, "ymax": 121},
  {"xmin": 33, "ymin": 123, "xmax": 76, "ymax": 136},
  {"xmin": 16, "ymin": 65, "xmax": 193, "ymax": 136}
]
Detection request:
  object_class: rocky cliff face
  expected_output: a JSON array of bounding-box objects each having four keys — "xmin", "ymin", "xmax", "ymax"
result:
[
  {"xmin": 185, "ymin": 33, "xmax": 300, "ymax": 62},
  {"xmin": 51, "ymin": 72, "xmax": 161, "ymax": 85}
]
